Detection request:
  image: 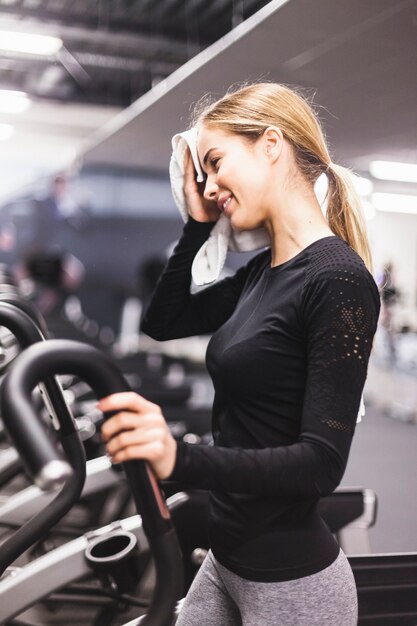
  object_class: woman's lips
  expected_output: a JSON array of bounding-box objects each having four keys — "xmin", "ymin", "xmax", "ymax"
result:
[{"xmin": 218, "ymin": 195, "xmax": 233, "ymax": 213}]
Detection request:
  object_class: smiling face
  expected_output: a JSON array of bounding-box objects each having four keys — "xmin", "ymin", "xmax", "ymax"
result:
[{"xmin": 197, "ymin": 125, "xmax": 276, "ymax": 232}]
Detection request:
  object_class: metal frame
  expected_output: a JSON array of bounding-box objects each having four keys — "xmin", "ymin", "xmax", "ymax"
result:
[
  {"xmin": 335, "ymin": 488, "xmax": 377, "ymax": 555},
  {"xmin": 0, "ymin": 455, "xmax": 121, "ymax": 526},
  {"xmin": 0, "ymin": 491, "xmax": 188, "ymax": 624}
]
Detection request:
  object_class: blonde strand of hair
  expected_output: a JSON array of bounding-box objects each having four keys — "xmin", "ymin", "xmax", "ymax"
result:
[{"xmin": 327, "ymin": 164, "xmax": 373, "ymax": 272}]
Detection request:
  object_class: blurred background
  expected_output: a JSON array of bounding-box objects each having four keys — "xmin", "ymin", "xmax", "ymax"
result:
[{"xmin": 0, "ymin": 0, "xmax": 416, "ymax": 556}]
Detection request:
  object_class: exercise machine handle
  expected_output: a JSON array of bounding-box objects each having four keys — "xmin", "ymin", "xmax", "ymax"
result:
[
  {"xmin": 0, "ymin": 302, "xmax": 77, "ymax": 486},
  {"xmin": 0, "ymin": 299, "xmax": 79, "ymax": 437},
  {"xmin": 1, "ymin": 339, "xmax": 183, "ymax": 626},
  {"xmin": 0, "ymin": 290, "xmax": 49, "ymax": 336}
]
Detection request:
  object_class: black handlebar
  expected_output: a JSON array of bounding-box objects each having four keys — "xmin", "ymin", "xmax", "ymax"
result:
[
  {"xmin": 0, "ymin": 290, "xmax": 49, "ymax": 336},
  {"xmin": 0, "ymin": 303, "xmax": 86, "ymax": 576},
  {"xmin": 0, "ymin": 300, "xmax": 80, "ymax": 463},
  {"xmin": 0, "ymin": 339, "xmax": 183, "ymax": 626}
]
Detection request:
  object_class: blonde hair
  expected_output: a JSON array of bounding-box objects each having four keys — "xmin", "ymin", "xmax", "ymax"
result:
[{"xmin": 191, "ymin": 82, "xmax": 372, "ymax": 271}]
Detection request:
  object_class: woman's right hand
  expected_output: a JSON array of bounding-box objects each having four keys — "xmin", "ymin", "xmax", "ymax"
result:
[{"xmin": 183, "ymin": 149, "xmax": 221, "ymax": 223}]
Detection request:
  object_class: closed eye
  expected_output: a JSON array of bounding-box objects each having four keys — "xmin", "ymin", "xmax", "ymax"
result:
[{"xmin": 210, "ymin": 157, "xmax": 220, "ymax": 170}]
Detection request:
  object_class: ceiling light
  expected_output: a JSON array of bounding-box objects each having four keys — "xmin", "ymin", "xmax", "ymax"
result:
[
  {"xmin": 371, "ymin": 193, "xmax": 417, "ymax": 215},
  {"xmin": 0, "ymin": 31, "xmax": 63, "ymax": 56},
  {"xmin": 0, "ymin": 89, "xmax": 31, "ymax": 114},
  {"xmin": 369, "ymin": 161, "xmax": 417, "ymax": 183},
  {"xmin": 0, "ymin": 123, "xmax": 14, "ymax": 141}
]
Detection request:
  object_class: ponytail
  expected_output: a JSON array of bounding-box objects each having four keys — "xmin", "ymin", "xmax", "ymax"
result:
[{"xmin": 326, "ymin": 164, "xmax": 373, "ymax": 273}]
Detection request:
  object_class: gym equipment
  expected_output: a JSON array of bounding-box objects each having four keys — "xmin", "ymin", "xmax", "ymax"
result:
[
  {"xmin": 318, "ymin": 486, "xmax": 377, "ymax": 555},
  {"xmin": 350, "ymin": 553, "xmax": 417, "ymax": 625},
  {"xmin": 0, "ymin": 455, "xmax": 121, "ymax": 528},
  {"xmin": 0, "ymin": 338, "xmax": 183, "ymax": 625},
  {"xmin": 0, "ymin": 493, "xmax": 187, "ymax": 625},
  {"xmin": 0, "ymin": 446, "xmax": 21, "ymax": 489},
  {"xmin": 0, "ymin": 297, "xmax": 207, "ymax": 533},
  {"xmin": 0, "ymin": 300, "xmax": 84, "ymax": 490},
  {"xmin": 1, "ymin": 301, "xmax": 408, "ymax": 624},
  {"xmin": 0, "ymin": 299, "xmax": 131, "ymax": 534}
]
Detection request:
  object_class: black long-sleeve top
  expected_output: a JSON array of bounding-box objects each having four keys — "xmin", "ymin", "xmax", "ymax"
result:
[{"xmin": 141, "ymin": 218, "xmax": 380, "ymax": 582}]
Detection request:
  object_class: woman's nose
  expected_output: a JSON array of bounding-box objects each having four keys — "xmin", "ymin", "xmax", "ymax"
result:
[{"xmin": 204, "ymin": 176, "xmax": 218, "ymax": 201}]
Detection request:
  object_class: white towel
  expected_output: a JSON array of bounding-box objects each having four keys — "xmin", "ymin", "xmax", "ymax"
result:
[{"xmin": 169, "ymin": 128, "xmax": 270, "ymax": 285}]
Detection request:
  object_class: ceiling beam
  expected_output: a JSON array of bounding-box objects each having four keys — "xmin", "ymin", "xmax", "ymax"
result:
[
  {"xmin": 0, "ymin": 15, "xmax": 201, "ymax": 61},
  {"xmin": 0, "ymin": 47, "xmax": 180, "ymax": 78}
]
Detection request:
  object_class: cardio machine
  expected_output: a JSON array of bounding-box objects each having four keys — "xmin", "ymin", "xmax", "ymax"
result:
[
  {"xmin": 0, "ymin": 338, "xmax": 184, "ymax": 626},
  {"xmin": 0, "ymin": 299, "xmax": 129, "ymax": 534},
  {"xmin": 2, "ymin": 330, "xmax": 412, "ymax": 624}
]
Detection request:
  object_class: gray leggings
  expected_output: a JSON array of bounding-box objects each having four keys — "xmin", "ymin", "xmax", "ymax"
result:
[{"xmin": 176, "ymin": 549, "xmax": 358, "ymax": 626}]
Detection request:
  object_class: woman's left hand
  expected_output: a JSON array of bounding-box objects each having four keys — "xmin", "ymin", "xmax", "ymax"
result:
[{"xmin": 98, "ymin": 392, "xmax": 177, "ymax": 480}]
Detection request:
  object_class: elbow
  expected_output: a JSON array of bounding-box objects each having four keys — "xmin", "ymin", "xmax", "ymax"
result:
[
  {"xmin": 141, "ymin": 317, "xmax": 182, "ymax": 342},
  {"xmin": 299, "ymin": 438, "xmax": 347, "ymax": 498},
  {"xmin": 140, "ymin": 313, "xmax": 168, "ymax": 341},
  {"xmin": 314, "ymin": 463, "xmax": 345, "ymax": 498},
  {"xmin": 141, "ymin": 323, "xmax": 171, "ymax": 342}
]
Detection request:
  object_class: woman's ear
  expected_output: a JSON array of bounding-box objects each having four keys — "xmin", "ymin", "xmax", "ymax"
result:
[{"xmin": 263, "ymin": 126, "xmax": 284, "ymax": 163}]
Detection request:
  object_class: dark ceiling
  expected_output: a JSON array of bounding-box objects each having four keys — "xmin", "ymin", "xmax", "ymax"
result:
[
  {"xmin": 1, "ymin": 0, "xmax": 416, "ymax": 185},
  {"xmin": 82, "ymin": 0, "xmax": 417, "ymax": 176},
  {"xmin": 0, "ymin": 0, "xmax": 271, "ymax": 107}
]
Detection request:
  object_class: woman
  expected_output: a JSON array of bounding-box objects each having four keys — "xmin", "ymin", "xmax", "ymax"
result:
[{"xmin": 99, "ymin": 83, "xmax": 380, "ymax": 625}]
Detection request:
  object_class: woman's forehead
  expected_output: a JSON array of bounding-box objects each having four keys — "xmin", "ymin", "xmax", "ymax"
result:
[
  {"xmin": 197, "ymin": 126, "xmax": 234, "ymax": 157},
  {"xmin": 197, "ymin": 125, "xmax": 224, "ymax": 145}
]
